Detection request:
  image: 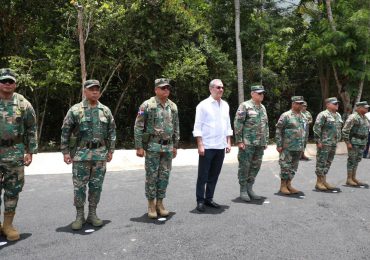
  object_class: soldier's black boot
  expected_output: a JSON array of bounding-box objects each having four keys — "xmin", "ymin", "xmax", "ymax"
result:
[
  {"xmin": 246, "ymin": 181, "xmax": 262, "ymax": 200},
  {"xmin": 87, "ymin": 205, "xmax": 103, "ymax": 227},
  {"xmin": 71, "ymin": 207, "xmax": 85, "ymax": 230},
  {"xmin": 240, "ymin": 185, "xmax": 251, "ymax": 202}
]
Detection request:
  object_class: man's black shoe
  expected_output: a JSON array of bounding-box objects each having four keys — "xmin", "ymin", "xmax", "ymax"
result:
[
  {"xmin": 204, "ymin": 200, "xmax": 221, "ymax": 208},
  {"xmin": 196, "ymin": 202, "xmax": 205, "ymax": 212}
]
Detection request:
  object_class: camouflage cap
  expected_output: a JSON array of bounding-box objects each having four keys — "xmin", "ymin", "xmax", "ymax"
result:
[
  {"xmin": 291, "ymin": 96, "xmax": 305, "ymax": 103},
  {"xmin": 251, "ymin": 85, "xmax": 265, "ymax": 93},
  {"xmin": 0, "ymin": 68, "xmax": 17, "ymax": 82},
  {"xmin": 325, "ymin": 97, "xmax": 340, "ymax": 104},
  {"xmin": 355, "ymin": 101, "xmax": 370, "ymax": 108},
  {"xmin": 155, "ymin": 78, "xmax": 171, "ymax": 88},
  {"xmin": 83, "ymin": 79, "xmax": 100, "ymax": 89}
]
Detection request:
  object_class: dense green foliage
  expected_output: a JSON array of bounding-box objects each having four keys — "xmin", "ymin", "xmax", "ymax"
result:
[{"xmin": 1, "ymin": 0, "xmax": 369, "ymax": 150}]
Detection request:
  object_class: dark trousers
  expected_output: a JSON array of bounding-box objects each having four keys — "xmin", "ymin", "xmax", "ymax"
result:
[
  {"xmin": 363, "ymin": 132, "xmax": 370, "ymax": 158},
  {"xmin": 196, "ymin": 149, "xmax": 225, "ymax": 202}
]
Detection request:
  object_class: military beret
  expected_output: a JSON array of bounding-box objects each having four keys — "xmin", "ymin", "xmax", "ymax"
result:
[
  {"xmin": 0, "ymin": 68, "xmax": 17, "ymax": 82},
  {"xmin": 325, "ymin": 97, "xmax": 340, "ymax": 104},
  {"xmin": 251, "ymin": 85, "xmax": 265, "ymax": 93},
  {"xmin": 155, "ymin": 78, "xmax": 171, "ymax": 88},
  {"xmin": 291, "ymin": 96, "xmax": 305, "ymax": 103},
  {"xmin": 355, "ymin": 101, "xmax": 370, "ymax": 108},
  {"xmin": 83, "ymin": 79, "xmax": 100, "ymax": 89}
]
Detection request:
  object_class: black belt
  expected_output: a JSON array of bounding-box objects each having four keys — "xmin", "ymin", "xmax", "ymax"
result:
[
  {"xmin": 83, "ymin": 141, "xmax": 105, "ymax": 149},
  {"xmin": 351, "ymin": 133, "xmax": 367, "ymax": 139},
  {"xmin": 158, "ymin": 140, "xmax": 171, "ymax": 145},
  {"xmin": 0, "ymin": 138, "xmax": 22, "ymax": 147}
]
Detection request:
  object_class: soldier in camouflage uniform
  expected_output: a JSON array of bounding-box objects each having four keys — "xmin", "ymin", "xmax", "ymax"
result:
[
  {"xmin": 342, "ymin": 101, "xmax": 369, "ymax": 186},
  {"xmin": 234, "ymin": 85, "xmax": 268, "ymax": 201},
  {"xmin": 0, "ymin": 68, "xmax": 37, "ymax": 241},
  {"xmin": 61, "ymin": 80, "xmax": 116, "ymax": 230},
  {"xmin": 301, "ymin": 101, "xmax": 313, "ymax": 160},
  {"xmin": 134, "ymin": 78, "xmax": 180, "ymax": 219},
  {"xmin": 313, "ymin": 97, "xmax": 343, "ymax": 191},
  {"xmin": 275, "ymin": 96, "xmax": 306, "ymax": 195}
]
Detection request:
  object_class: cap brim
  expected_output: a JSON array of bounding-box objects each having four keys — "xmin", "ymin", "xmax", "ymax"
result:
[
  {"xmin": 156, "ymin": 83, "xmax": 172, "ymax": 88},
  {"xmin": 85, "ymin": 84, "xmax": 100, "ymax": 89},
  {"xmin": 253, "ymin": 90, "xmax": 265, "ymax": 93},
  {"xmin": 293, "ymin": 101, "xmax": 305, "ymax": 103},
  {"xmin": 0, "ymin": 75, "xmax": 16, "ymax": 82}
]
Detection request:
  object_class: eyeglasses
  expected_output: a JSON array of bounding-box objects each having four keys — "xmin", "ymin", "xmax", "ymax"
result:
[
  {"xmin": 0, "ymin": 79, "xmax": 15, "ymax": 84},
  {"xmin": 214, "ymin": 86, "xmax": 224, "ymax": 90},
  {"xmin": 158, "ymin": 85, "xmax": 171, "ymax": 90}
]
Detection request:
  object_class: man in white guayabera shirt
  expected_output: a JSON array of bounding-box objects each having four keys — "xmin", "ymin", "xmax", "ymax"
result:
[{"xmin": 193, "ymin": 79, "xmax": 233, "ymax": 212}]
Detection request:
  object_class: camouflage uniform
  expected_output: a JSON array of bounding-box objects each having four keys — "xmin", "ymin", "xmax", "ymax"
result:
[
  {"xmin": 134, "ymin": 96, "xmax": 180, "ymax": 199},
  {"xmin": 275, "ymin": 109, "xmax": 305, "ymax": 180},
  {"xmin": 342, "ymin": 111, "xmax": 369, "ymax": 172},
  {"xmin": 61, "ymin": 99, "xmax": 116, "ymax": 208},
  {"xmin": 0, "ymin": 93, "xmax": 37, "ymax": 212},
  {"xmin": 313, "ymin": 109, "xmax": 343, "ymax": 176},
  {"xmin": 302, "ymin": 109, "xmax": 313, "ymax": 147},
  {"xmin": 234, "ymin": 99, "xmax": 269, "ymax": 185}
]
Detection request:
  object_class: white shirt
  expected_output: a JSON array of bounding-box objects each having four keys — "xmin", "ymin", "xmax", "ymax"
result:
[
  {"xmin": 365, "ymin": 112, "xmax": 370, "ymax": 131},
  {"xmin": 193, "ymin": 96, "xmax": 233, "ymax": 149}
]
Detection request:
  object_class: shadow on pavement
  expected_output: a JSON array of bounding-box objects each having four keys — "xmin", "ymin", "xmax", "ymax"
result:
[
  {"xmin": 130, "ymin": 212, "xmax": 176, "ymax": 225},
  {"xmin": 55, "ymin": 220, "xmax": 111, "ymax": 235},
  {"xmin": 312, "ymin": 187, "xmax": 342, "ymax": 193},
  {"xmin": 231, "ymin": 197, "xmax": 267, "ymax": 205},
  {"xmin": 189, "ymin": 205, "xmax": 229, "ymax": 215},
  {"xmin": 0, "ymin": 233, "xmax": 32, "ymax": 249},
  {"xmin": 274, "ymin": 191, "xmax": 306, "ymax": 199},
  {"xmin": 342, "ymin": 184, "xmax": 369, "ymax": 189}
]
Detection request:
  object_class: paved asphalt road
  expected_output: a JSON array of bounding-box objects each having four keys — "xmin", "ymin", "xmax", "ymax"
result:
[{"xmin": 1, "ymin": 155, "xmax": 370, "ymax": 259}]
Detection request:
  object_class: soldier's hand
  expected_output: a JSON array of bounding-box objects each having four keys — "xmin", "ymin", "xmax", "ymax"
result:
[
  {"xmin": 316, "ymin": 143, "xmax": 323, "ymax": 149},
  {"xmin": 237, "ymin": 142, "xmax": 245, "ymax": 150},
  {"xmin": 346, "ymin": 143, "xmax": 352, "ymax": 150},
  {"xmin": 276, "ymin": 147, "xmax": 283, "ymax": 153},
  {"xmin": 64, "ymin": 154, "xmax": 72, "ymax": 164},
  {"xmin": 136, "ymin": 148, "xmax": 145, "ymax": 157},
  {"xmin": 107, "ymin": 152, "xmax": 113, "ymax": 162},
  {"xmin": 172, "ymin": 148, "xmax": 177, "ymax": 158},
  {"xmin": 24, "ymin": 153, "xmax": 33, "ymax": 166}
]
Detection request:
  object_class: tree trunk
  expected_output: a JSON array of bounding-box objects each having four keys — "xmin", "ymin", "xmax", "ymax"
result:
[
  {"xmin": 38, "ymin": 87, "xmax": 49, "ymax": 142},
  {"xmin": 76, "ymin": 3, "xmax": 86, "ymax": 98},
  {"xmin": 354, "ymin": 54, "xmax": 367, "ymax": 110},
  {"xmin": 234, "ymin": 0, "xmax": 244, "ymax": 104},
  {"xmin": 260, "ymin": 44, "xmax": 264, "ymax": 85},
  {"xmin": 318, "ymin": 60, "xmax": 330, "ymax": 109}
]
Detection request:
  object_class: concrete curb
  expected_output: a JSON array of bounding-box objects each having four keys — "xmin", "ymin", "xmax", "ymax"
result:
[{"xmin": 25, "ymin": 142, "xmax": 349, "ymax": 176}]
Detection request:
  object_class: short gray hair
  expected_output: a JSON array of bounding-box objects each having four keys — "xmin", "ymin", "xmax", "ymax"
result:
[{"xmin": 209, "ymin": 79, "xmax": 223, "ymax": 90}]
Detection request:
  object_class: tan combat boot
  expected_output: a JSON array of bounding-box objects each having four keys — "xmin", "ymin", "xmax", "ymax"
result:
[
  {"xmin": 156, "ymin": 199, "xmax": 169, "ymax": 217},
  {"xmin": 86, "ymin": 206, "xmax": 103, "ymax": 227},
  {"xmin": 346, "ymin": 171, "xmax": 357, "ymax": 186},
  {"xmin": 322, "ymin": 175, "xmax": 335, "ymax": 190},
  {"xmin": 2, "ymin": 212, "xmax": 20, "ymax": 241},
  {"xmin": 287, "ymin": 179, "xmax": 300, "ymax": 194},
  {"xmin": 148, "ymin": 199, "xmax": 157, "ymax": 219},
  {"xmin": 71, "ymin": 207, "xmax": 86, "ymax": 230},
  {"xmin": 315, "ymin": 175, "xmax": 327, "ymax": 191},
  {"xmin": 279, "ymin": 179, "xmax": 290, "ymax": 195},
  {"xmin": 352, "ymin": 169, "xmax": 365, "ymax": 186}
]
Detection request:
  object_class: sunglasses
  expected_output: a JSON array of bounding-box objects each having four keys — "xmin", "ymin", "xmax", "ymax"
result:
[
  {"xmin": 158, "ymin": 85, "xmax": 171, "ymax": 90},
  {"xmin": 0, "ymin": 79, "xmax": 15, "ymax": 84},
  {"xmin": 214, "ymin": 86, "xmax": 224, "ymax": 90}
]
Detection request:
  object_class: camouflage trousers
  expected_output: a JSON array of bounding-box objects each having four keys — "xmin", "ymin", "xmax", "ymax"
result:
[
  {"xmin": 279, "ymin": 150, "xmax": 301, "ymax": 180},
  {"xmin": 315, "ymin": 145, "xmax": 336, "ymax": 176},
  {"xmin": 145, "ymin": 151, "xmax": 172, "ymax": 200},
  {"xmin": 347, "ymin": 145, "xmax": 365, "ymax": 171},
  {"xmin": 0, "ymin": 160, "xmax": 24, "ymax": 213},
  {"xmin": 237, "ymin": 146, "xmax": 264, "ymax": 185},
  {"xmin": 72, "ymin": 161, "xmax": 106, "ymax": 208}
]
